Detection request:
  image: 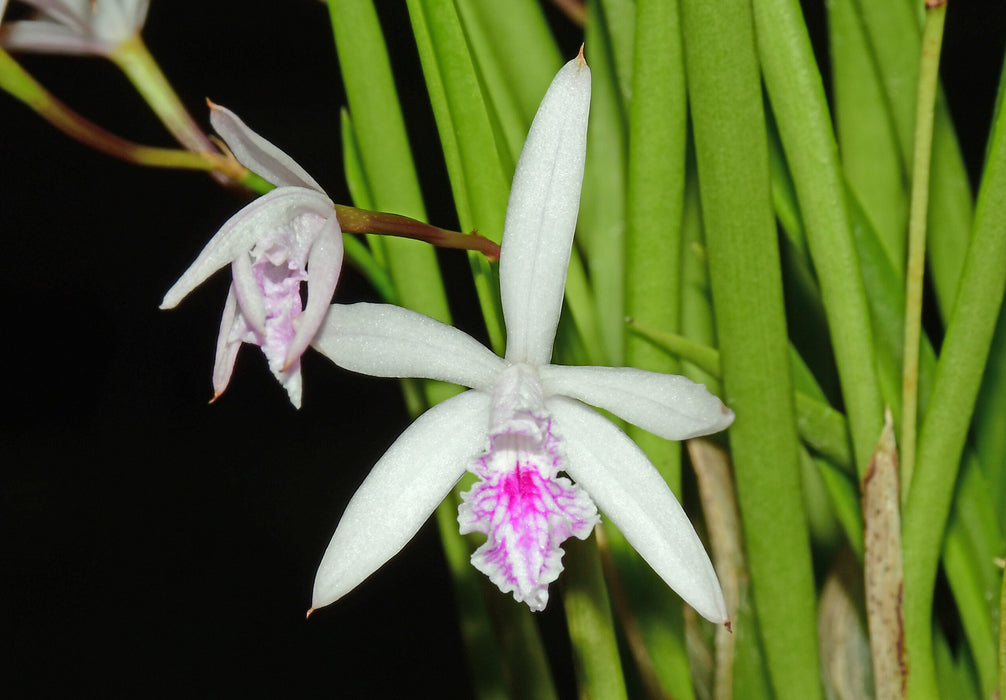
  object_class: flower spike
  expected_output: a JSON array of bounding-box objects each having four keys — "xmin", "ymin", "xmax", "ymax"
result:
[{"xmin": 312, "ymin": 54, "xmax": 734, "ymax": 624}]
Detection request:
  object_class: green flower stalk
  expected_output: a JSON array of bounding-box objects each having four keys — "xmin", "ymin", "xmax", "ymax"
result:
[{"xmin": 1, "ymin": 0, "xmax": 218, "ymax": 155}]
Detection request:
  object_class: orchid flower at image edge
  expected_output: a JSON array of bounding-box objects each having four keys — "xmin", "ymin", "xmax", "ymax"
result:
[
  {"xmin": 160, "ymin": 105, "xmax": 344, "ymax": 409},
  {"xmin": 310, "ymin": 52, "xmax": 734, "ymax": 625},
  {"xmin": 0, "ymin": 0, "xmax": 149, "ymax": 57}
]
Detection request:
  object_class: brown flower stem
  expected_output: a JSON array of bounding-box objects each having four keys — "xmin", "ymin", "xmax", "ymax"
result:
[{"xmin": 334, "ymin": 204, "xmax": 500, "ymax": 261}]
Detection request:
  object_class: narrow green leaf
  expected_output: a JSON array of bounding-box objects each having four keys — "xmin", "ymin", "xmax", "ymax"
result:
[
  {"xmin": 975, "ymin": 304, "xmax": 1006, "ymax": 525},
  {"xmin": 562, "ymin": 535, "xmax": 629, "ymax": 700},
  {"xmin": 434, "ymin": 500, "xmax": 509, "ymax": 700},
  {"xmin": 456, "ymin": 0, "xmax": 561, "ymax": 126},
  {"xmin": 680, "ymin": 0, "xmax": 823, "ymax": 695},
  {"xmin": 625, "ymin": 0, "xmax": 687, "ymax": 421},
  {"xmin": 327, "ymin": 0, "xmax": 452, "ymax": 324},
  {"xmin": 973, "ymin": 54, "xmax": 1006, "ymax": 530},
  {"xmin": 840, "ymin": 113, "xmax": 1001, "ymax": 699},
  {"xmin": 944, "ymin": 459, "xmax": 1001, "ymax": 697},
  {"xmin": 999, "ymin": 557, "xmax": 1006, "ymax": 700},
  {"xmin": 852, "ymin": 0, "xmax": 974, "ymax": 320},
  {"xmin": 581, "ymin": 0, "xmax": 629, "ymax": 365},
  {"xmin": 903, "ymin": 56, "xmax": 1006, "ymax": 699},
  {"xmin": 828, "ymin": 0, "xmax": 908, "ymax": 269},
  {"xmin": 406, "ymin": 0, "xmax": 508, "ymax": 352},
  {"xmin": 451, "ymin": 1, "xmax": 522, "ymax": 175},
  {"xmin": 754, "ymin": 0, "xmax": 884, "ymax": 480},
  {"xmin": 679, "ymin": 160, "xmax": 720, "ymax": 396},
  {"xmin": 617, "ymin": 4, "xmax": 697, "ymax": 691},
  {"xmin": 596, "ymin": 0, "xmax": 636, "ymax": 106}
]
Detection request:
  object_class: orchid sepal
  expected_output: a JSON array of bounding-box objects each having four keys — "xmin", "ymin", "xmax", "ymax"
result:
[
  {"xmin": 500, "ymin": 49, "xmax": 591, "ymax": 367},
  {"xmin": 311, "ymin": 390, "xmax": 491, "ymax": 610}
]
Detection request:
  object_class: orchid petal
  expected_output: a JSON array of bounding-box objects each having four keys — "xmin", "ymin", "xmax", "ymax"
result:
[
  {"xmin": 285, "ymin": 215, "xmax": 344, "ymax": 368},
  {"xmin": 209, "ymin": 105, "xmax": 327, "ymax": 193},
  {"xmin": 90, "ymin": 0, "xmax": 143, "ymax": 42},
  {"xmin": 0, "ymin": 21, "xmax": 102, "ymax": 54},
  {"xmin": 23, "ymin": 1, "xmax": 87, "ymax": 28},
  {"xmin": 211, "ymin": 286, "xmax": 244, "ymax": 401},
  {"xmin": 312, "ymin": 303, "xmax": 505, "ymax": 392},
  {"xmin": 500, "ymin": 54, "xmax": 591, "ymax": 366},
  {"xmin": 540, "ymin": 364, "xmax": 735, "ymax": 440},
  {"xmin": 229, "ymin": 254, "xmax": 266, "ymax": 335},
  {"xmin": 160, "ymin": 187, "xmax": 332, "ymax": 309},
  {"xmin": 312, "ymin": 390, "xmax": 490, "ymax": 609},
  {"xmin": 127, "ymin": 1, "xmax": 150, "ymax": 31},
  {"xmin": 548, "ymin": 396, "xmax": 729, "ymax": 624}
]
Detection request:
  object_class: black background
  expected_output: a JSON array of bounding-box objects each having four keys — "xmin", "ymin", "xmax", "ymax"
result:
[{"xmin": 1, "ymin": 1, "xmax": 1003, "ymax": 696}]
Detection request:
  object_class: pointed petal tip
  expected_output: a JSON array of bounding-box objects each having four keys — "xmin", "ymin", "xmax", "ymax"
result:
[
  {"xmin": 724, "ymin": 619, "xmax": 733, "ymax": 633},
  {"xmin": 159, "ymin": 287, "xmax": 184, "ymax": 310},
  {"xmin": 310, "ymin": 574, "xmax": 348, "ymax": 613},
  {"xmin": 576, "ymin": 44, "xmax": 586, "ymax": 66},
  {"xmin": 305, "ymin": 607, "xmax": 315, "ymax": 620}
]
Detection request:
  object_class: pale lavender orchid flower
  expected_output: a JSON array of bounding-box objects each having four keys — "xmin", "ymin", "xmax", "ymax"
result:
[
  {"xmin": 310, "ymin": 54, "xmax": 733, "ymax": 623},
  {"xmin": 161, "ymin": 105, "xmax": 343, "ymax": 408},
  {"xmin": 0, "ymin": 0, "xmax": 149, "ymax": 56}
]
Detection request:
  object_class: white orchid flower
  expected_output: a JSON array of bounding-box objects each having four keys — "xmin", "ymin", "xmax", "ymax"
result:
[
  {"xmin": 310, "ymin": 53, "xmax": 733, "ymax": 623},
  {"xmin": 161, "ymin": 105, "xmax": 343, "ymax": 408},
  {"xmin": 0, "ymin": 0, "xmax": 149, "ymax": 56}
]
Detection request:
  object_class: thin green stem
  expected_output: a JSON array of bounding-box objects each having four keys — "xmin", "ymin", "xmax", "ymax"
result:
[
  {"xmin": 851, "ymin": 0, "xmax": 974, "ymax": 320},
  {"xmin": 110, "ymin": 36, "xmax": 216, "ymax": 154},
  {"xmin": 900, "ymin": 1, "xmax": 947, "ymax": 506},
  {"xmin": 0, "ymin": 50, "xmax": 247, "ymax": 178}
]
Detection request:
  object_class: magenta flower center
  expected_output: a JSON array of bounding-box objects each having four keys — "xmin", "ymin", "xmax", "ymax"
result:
[{"xmin": 459, "ymin": 365, "xmax": 598, "ymax": 611}]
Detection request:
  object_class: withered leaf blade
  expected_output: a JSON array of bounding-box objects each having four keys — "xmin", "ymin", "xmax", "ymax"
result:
[
  {"xmin": 818, "ymin": 550, "xmax": 874, "ymax": 700},
  {"xmin": 862, "ymin": 408, "xmax": 907, "ymax": 699}
]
